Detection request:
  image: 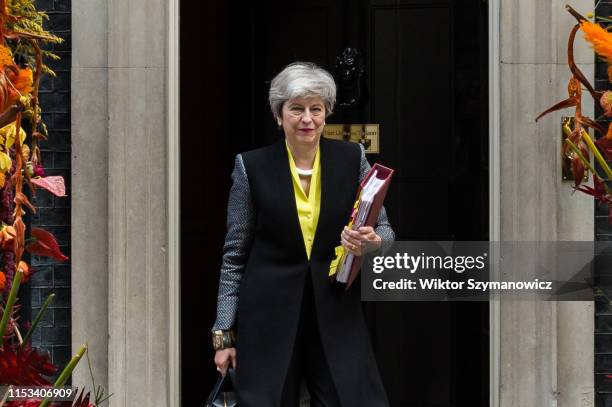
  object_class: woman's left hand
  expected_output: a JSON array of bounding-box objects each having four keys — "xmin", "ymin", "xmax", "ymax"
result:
[{"xmin": 341, "ymin": 226, "xmax": 382, "ymax": 256}]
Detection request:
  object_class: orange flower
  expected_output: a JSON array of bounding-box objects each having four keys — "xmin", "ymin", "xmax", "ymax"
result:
[
  {"xmin": 17, "ymin": 260, "xmax": 30, "ymax": 282},
  {"xmin": 7, "ymin": 67, "xmax": 33, "ymax": 102},
  {"xmin": 0, "ymin": 271, "xmax": 4, "ymax": 291},
  {"xmin": 601, "ymin": 91, "xmax": 612, "ymax": 117},
  {"xmin": 605, "ymin": 122, "xmax": 612, "ymax": 140},
  {"xmin": 0, "ymin": 223, "xmax": 16, "ymax": 250},
  {"xmin": 0, "ymin": 44, "xmax": 13, "ymax": 68},
  {"xmin": 21, "ymin": 143, "xmax": 29, "ymax": 161},
  {"xmin": 582, "ymin": 21, "xmax": 612, "ymax": 63}
]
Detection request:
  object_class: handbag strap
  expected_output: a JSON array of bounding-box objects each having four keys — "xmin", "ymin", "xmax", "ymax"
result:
[
  {"xmin": 205, "ymin": 367, "xmax": 236, "ymax": 406},
  {"xmin": 227, "ymin": 367, "xmax": 236, "ymax": 385}
]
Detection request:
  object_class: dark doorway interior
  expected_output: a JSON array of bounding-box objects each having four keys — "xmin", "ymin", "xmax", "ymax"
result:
[{"xmin": 181, "ymin": 1, "xmax": 489, "ymax": 405}]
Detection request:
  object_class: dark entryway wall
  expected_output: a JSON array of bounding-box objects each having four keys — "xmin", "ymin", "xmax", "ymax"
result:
[
  {"xmin": 25, "ymin": 0, "xmax": 72, "ymax": 381},
  {"xmin": 181, "ymin": 1, "xmax": 488, "ymax": 405},
  {"xmin": 595, "ymin": 2, "xmax": 612, "ymax": 403}
]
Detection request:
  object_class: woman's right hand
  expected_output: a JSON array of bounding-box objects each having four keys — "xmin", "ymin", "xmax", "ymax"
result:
[{"xmin": 214, "ymin": 348, "xmax": 237, "ymax": 377}]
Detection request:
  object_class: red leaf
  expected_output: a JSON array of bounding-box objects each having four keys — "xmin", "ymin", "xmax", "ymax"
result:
[
  {"xmin": 25, "ymin": 228, "xmax": 68, "ymax": 262},
  {"xmin": 30, "ymin": 176, "xmax": 66, "ymax": 197},
  {"xmin": 535, "ymin": 97, "xmax": 577, "ymax": 122},
  {"xmin": 574, "ymin": 176, "xmax": 612, "ymax": 208},
  {"xmin": 0, "ymin": 343, "xmax": 57, "ymax": 385},
  {"xmin": 596, "ymin": 136, "xmax": 612, "ymax": 161},
  {"xmin": 71, "ymin": 388, "xmax": 95, "ymax": 407},
  {"xmin": 571, "ymin": 154, "xmax": 585, "ymax": 187},
  {"xmin": 594, "ymin": 175, "xmax": 608, "ymax": 198},
  {"xmin": 577, "ymin": 116, "xmax": 606, "ymax": 134}
]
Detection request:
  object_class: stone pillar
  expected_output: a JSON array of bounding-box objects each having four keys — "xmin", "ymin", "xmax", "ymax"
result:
[
  {"xmin": 72, "ymin": 0, "xmax": 179, "ymax": 405},
  {"xmin": 106, "ymin": 0, "xmax": 174, "ymax": 405},
  {"xmin": 71, "ymin": 0, "xmax": 109, "ymax": 394},
  {"xmin": 498, "ymin": 0, "xmax": 594, "ymax": 406}
]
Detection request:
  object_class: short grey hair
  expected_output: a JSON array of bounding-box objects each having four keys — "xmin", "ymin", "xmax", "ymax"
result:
[{"xmin": 269, "ymin": 62, "xmax": 337, "ymax": 120}]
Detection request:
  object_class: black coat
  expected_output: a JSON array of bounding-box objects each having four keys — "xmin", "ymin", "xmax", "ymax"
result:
[{"xmin": 234, "ymin": 137, "xmax": 390, "ymax": 406}]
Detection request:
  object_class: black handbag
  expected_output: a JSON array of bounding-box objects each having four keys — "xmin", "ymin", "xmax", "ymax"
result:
[{"xmin": 205, "ymin": 367, "xmax": 238, "ymax": 407}]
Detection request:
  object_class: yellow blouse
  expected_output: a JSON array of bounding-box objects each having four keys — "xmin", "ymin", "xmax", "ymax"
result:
[{"xmin": 286, "ymin": 141, "xmax": 321, "ymax": 259}]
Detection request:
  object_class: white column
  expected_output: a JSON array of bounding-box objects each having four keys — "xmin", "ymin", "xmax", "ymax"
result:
[
  {"xmin": 106, "ymin": 0, "xmax": 174, "ymax": 405},
  {"xmin": 71, "ymin": 0, "xmax": 109, "ymax": 394},
  {"xmin": 497, "ymin": 0, "xmax": 594, "ymax": 406}
]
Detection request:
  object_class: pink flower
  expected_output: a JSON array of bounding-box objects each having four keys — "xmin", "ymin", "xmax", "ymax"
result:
[{"xmin": 33, "ymin": 164, "xmax": 44, "ymax": 177}]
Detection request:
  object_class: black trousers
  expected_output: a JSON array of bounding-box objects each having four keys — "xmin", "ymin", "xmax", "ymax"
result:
[{"xmin": 280, "ymin": 270, "xmax": 342, "ymax": 407}]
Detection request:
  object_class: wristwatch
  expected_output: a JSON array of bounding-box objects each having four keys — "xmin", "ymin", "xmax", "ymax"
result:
[{"xmin": 212, "ymin": 329, "xmax": 236, "ymax": 350}]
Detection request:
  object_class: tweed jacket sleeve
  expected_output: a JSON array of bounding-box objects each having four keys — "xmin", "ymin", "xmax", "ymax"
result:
[
  {"xmin": 212, "ymin": 154, "xmax": 255, "ymax": 332},
  {"xmin": 358, "ymin": 143, "xmax": 395, "ymax": 244}
]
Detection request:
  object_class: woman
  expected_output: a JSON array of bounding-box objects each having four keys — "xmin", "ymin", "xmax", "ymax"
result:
[{"xmin": 212, "ymin": 62, "xmax": 394, "ymax": 407}]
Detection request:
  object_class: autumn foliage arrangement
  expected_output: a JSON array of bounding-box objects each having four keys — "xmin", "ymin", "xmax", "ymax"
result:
[
  {"xmin": 536, "ymin": 5, "xmax": 612, "ymax": 222},
  {"xmin": 0, "ymin": 1, "xmax": 107, "ymax": 406}
]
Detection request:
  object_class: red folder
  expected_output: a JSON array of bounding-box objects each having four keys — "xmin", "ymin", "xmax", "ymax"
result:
[{"xmin": 340, "ymin": 163, "xmax": 394, "ymax": 289}]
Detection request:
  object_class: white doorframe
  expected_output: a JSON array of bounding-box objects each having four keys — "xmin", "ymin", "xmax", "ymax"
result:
[
  {"xmin": 488, "ymin": 0, "xmax": 501, "ymax": 406},
  {"xmin": 168, "ymin": 0, "xmax": 181, "ymax": 405}
]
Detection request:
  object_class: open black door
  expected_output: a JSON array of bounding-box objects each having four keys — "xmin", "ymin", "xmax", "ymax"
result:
[{"xmin": 181, "ymin": 0, "xmax": 489, "ymax": 405}]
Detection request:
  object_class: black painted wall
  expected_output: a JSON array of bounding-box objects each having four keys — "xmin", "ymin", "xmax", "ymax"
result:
[
  {"xmin": 27, "ymin": 0, "xmax": 71, "ymax": 380},
  {"xmin": 595, "ymin": 2, "xmax": 612, "ymax": 406}
]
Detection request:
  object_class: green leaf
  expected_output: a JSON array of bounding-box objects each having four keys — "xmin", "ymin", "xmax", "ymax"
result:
[
  {"xmin": 39, "ymin": 345, "xmax": 88, "ymax": 407},
  {"xmin": 22, "ymin": 293, "xmax": 54, "ymax": 345},
  {"xmin": 0, "ymin": 270, "xmax": 23, "ymax": 346}
]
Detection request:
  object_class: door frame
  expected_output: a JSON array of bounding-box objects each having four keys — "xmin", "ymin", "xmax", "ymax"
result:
[
  {"xmin": 488, "ymin": 0, "xmax": 501, "ymax": 406},
  {"xmin": 167, "ymin": 1, "xmax": 501, "ymax": 405},
  {"xmin": 168, "ymin": 0, "xmax": 181, "ymax": 406}
]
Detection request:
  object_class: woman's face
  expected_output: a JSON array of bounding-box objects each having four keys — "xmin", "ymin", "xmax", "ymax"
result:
[{"xmin": 280, "ymin": 96, "xmax": 326, "ymax": 147}]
